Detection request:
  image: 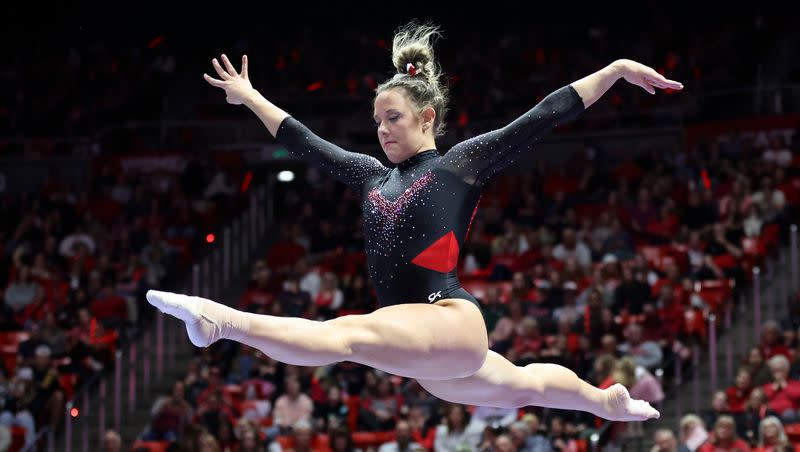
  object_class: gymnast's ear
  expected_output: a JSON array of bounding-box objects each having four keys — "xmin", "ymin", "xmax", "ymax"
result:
[{"xmin": 420, "ymin": 105, "xmax": 436, "ymax": 132}]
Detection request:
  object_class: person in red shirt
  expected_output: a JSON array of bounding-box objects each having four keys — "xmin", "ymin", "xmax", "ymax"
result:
[
  {"xmin": 698, "ymin": 415, "xmax": 751, "ymax": 452},
  {"xmin": 761, "ymin": 355, "xmax": 800, "ymax": 422},
  {"xmin": 725, "ymin": 368, "xmax": 753, "ymax": 414},
  {"xmin": 760, "ymin": 321, "xmax": 791, "ymax": 361},
  {"xmin": 509, "ymin": 317, "xmax": 543, "ymax": 365}
]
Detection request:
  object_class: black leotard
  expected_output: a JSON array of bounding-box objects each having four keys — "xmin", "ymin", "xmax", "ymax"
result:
[{"xmin": 276, "ymin": 85, "xmax": 584, "ymax": 307}]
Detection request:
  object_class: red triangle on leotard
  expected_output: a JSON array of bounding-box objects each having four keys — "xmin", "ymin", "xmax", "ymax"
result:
[{"xmin": 411, "ymin": 231, "xmax": 460, "ymax": 273}]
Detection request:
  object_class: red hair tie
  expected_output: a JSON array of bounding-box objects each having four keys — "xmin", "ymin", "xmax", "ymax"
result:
[{"xmin": 406, "ymin": 63, "xmax": 418, "ymax": 76}]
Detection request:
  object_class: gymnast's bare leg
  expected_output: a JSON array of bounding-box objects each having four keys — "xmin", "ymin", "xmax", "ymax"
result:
[
  {"xmin": 418, "ymin": 350, "xmax": 659, "ymax": 422},
  {"xmin": 147, "ymin": 290, "xmax": 488, "ymax": 380},
  {"xmin": 147, "ymin": 290, "xmax": 658, "ymax": 421}
]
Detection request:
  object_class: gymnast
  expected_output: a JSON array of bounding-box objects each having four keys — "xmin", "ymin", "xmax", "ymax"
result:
[{"xmin": 148, "ymin": 21, "xmax": 682, "ymax": 421}]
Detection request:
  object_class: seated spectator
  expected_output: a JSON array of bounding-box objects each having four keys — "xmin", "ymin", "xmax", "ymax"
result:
[
  {"xmin": 312, "ymin": 272, "xmax": 344, "ymax": 320},
  {"xmin": 240, "ymin": 263, "xmax": 275, "ymax": 310},
  {"xmin": 745, "ymin": 348, "xmax": 774, "ymax": 387},
  {"xmin": 276, "ymin": 275, "xmax": 312, "ymax": 318},
  {"xmin": 743, "ymin": 204, "xmax": 764, "ymax": 238},
  {"xmin": 685, "ymin": 231, "xmax": 725, "ymax": 280},
  {"xmin": 761, "ymin": 355, "xmax": 800, "ymax": 422},
  {"xmin": 552, "ymin": 228, "xmax": 592, "ymax": 269},
  {"xmin": 698, "ymin": 415, "xmax": 750, "ymax": 451},
  {"xmin": 508, "ymin": 316, "xmax": 544, "ymax": 365},
  {"xmin": 434, "ymin": 404, "xmax": 485, "ymax": 452},
  {"xmin": 102, "ymin": 430, "xmax": 122, "ymax": 452},
  {"xmin": 273, "ymin": 375, "xmax": 314, "ymax": 434},
  {"xmin": 329, "ymin": 426, "xmax": 360, "ymax": 452},
  {"xmin": 236, "ymin": 420, "xmax": 265, "ymax": 452},
  {"xmin": 197, "ymin": 389, "xmax": 236, "ymax": 440},
  {"xmin": 725, "ymin": 368, "xmax": 754, "ymax": 414},
  {"xmin": 738, "ymin": 388, "xmax": 779, "ymax": 443},
  {"xmin": 378, "ymin": 419, "xmax": 421, "ymax": 452},
  {"xmin": 760, "ymin": 321, "xmax": 791, "ymax": 361},
  {"xmin": 754, "ymin": 415, "xmax": 790, "ymax": 452},
  {"xmin": 0, "ymin": 367, "xmax": 37, "ymax": 448},
  {"xmin": 407, "ymin": 405, "xmax": 436, "ymax": 451},
  {"xmin": 145, "ymin": 381, "xmax": 194, "ymax": 441},
  {"xmin": 489, "ymin": 299, "xmax": 526, "ymax": 355},
  {"xmin": 359, "ymin": 375, "xmax": 403, "ymax": 431},
  {"xmin": 313, "ymin": 385, "xmax": 348, "ymax": 431},
  {"xmin": 650, "ymin": 428, "xmax": 684, "ymax": 452},
  {"xmin": 295, "ymin": 258, "xmax": 321, "ymax": 300},
  {"xmin": 701, "ymin": 391, "xmax": 733, "ymax": 434},
  {"xmin": 4, "ymin": 265, "xmax": 41, "ymax": 316},
  {"xmin": 548, "ymin": 416, "xmax": 582, "ymax": 452},
  {"xmin": 618, "ymin": 323, "xmax": 663, "ymax": 372},
  {"xmin": 614, "ymin": 265, "xmax": 650, "ymax": 315},
  {"xmin": 494, "ymin": 434, "xmax": 516, "ymax": 452},
  {"xmin": 679, "ymin": 414, "xmax": 709, "ymax": 451},
  {"xmin": 750, "ymin": 177, "xmax": 785, "ymax": 224}
]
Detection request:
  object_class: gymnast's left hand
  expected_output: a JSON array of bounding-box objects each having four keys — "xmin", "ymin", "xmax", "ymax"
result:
[{"xmin": 613, "ymin": 59, "xmax": 683, "ymax": 94}]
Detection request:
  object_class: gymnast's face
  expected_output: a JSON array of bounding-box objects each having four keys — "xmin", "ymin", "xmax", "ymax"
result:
[{"xmin": 373, "ymin": 88, "xmax": 435, "ymax": 164}]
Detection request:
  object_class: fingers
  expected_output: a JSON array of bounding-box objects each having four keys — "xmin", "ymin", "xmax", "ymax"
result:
[
  {"xmin": 646, "ymin": 76, "xmax": 684, "ymax": 90},
  {"xmin": 643, "ymin": 68, "xmax": 684, "ymax": 90},
  {"xmin": 638, "ymin": 79, "xmax": 656, "ymax": 95},
  {"xmin": 662, "ymin": 78, "xmax": 684, "ymax": 90},
  {"xmin": 241, "ymin": 55, "xmax": 249, "ymax": 80},
  {"xmin": 203, "ymin": 73, "xmax": 225, "ymax": 87},
  {"xmin": 221, "ymin": 54, "xmax": 237, "ymax": 75},
  {"xmin": 212, "ymin": 58, "xmax": 231, "ymax": 80}
]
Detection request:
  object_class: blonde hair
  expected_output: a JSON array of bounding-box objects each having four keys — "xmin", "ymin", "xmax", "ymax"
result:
[
  {"xmin": 611, "ymin": 357, "xmax": 636, "ymax": 389},
  {"xmin": 759, "ymin": 416, "xmax": 789, "ymax": 446},
  {"xmin": 680, "ymin": 414, "xmax": 705, "ymax": 431},
  {"xmin": 375, "ymin": 20, "xmax": 450, "ymax": 137}
]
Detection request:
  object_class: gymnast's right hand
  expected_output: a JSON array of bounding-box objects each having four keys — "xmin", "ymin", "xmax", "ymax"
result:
[{"xmin": 204, "ymin": 54, "xmax": 254, "ymax": 105}]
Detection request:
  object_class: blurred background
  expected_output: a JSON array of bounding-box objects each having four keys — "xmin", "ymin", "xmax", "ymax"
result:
[{"xmin": 1, "ymin": 4, "xmax": 799, "ymax": 452}]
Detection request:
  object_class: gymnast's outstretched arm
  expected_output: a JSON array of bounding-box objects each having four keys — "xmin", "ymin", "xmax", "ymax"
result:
[
  {"xmin": 439, "ymin": 59, "xmax": 682, "ymax": 186},
  {"xmin": 204, "ymin": 54, "xmax": 387, "ymax": 190},
  {"xmin": 571, "ymin": 58, "xmax": 683, "ymax": 108}
]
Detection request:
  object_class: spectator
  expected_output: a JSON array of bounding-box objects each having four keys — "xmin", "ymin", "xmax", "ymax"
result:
[
  {"xmin": 698, "ymin": 415, "xmax": 750, "ymax": 452},
  {"xmin": 761, "ymin": 355, "xmax": 800, "ymax": 422},
  {"xmin": 273, "ymin": 376, "xmax": 314, "ymax": 433},
  {"xmin": 755, "ymin": 415, "xmax": 790, "ymax": 452},
  {"xmin": 329, "ymin": 426, "xmax": 360, "ymax": 452},
  {"xmin": 434, "ymin": 404, "xmax": 485, "ymax": 452},
  {"xmin": 102, "ymin": 430, "xmax": 123, "ymax": 452},
  {"xmin": 701, "ymin": 391, "xmax": 732, "ymax": 434},
  {"xmin": 679, "ymin": 414, "xmax": 708, "ymax": 451},
  {"xmin": 650, "ymin": 428, "xmax": 686, "ymax": 452},
  {"xmin": 738, "ymin": 388, "xmax": 779, "ymax": 445},
  {"xmin": 750, "ymin": 177, "xmax": 785, "ymax": 224},
  {"xmin": 745, "ymin": 348, "xmax": 774, "ymax": 387},
  {"xmin": 359, "ymin": 375, "xmax": 403, "ymax": 431},
  {"xmin": 4, "ymin": 265, "xmax": 41, "ymax": 314},
  {"xmin": 725, "ymin": 368, "xmax": 753, "ymax": 414},
  {"xmin": 552, "ymin": 228, "xmax": 592, "ymax": 269},
  {"xmin": 313, "ymin": 385, "xmax": 348, "ymax": 431},
  {"xmin": 378, "ymin": 419, "xmax": 421, "ymax": 452},
  {"xmin": 146, "ymin": 381, "xmax": 194, "ymax": 441},
  {"xmin": 618, "ymin": 323, "xmax": 663, "ymax": 371},
  {"xmin": 0, "ymin": 367, "xmax": 37, "ymax": 448}
]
